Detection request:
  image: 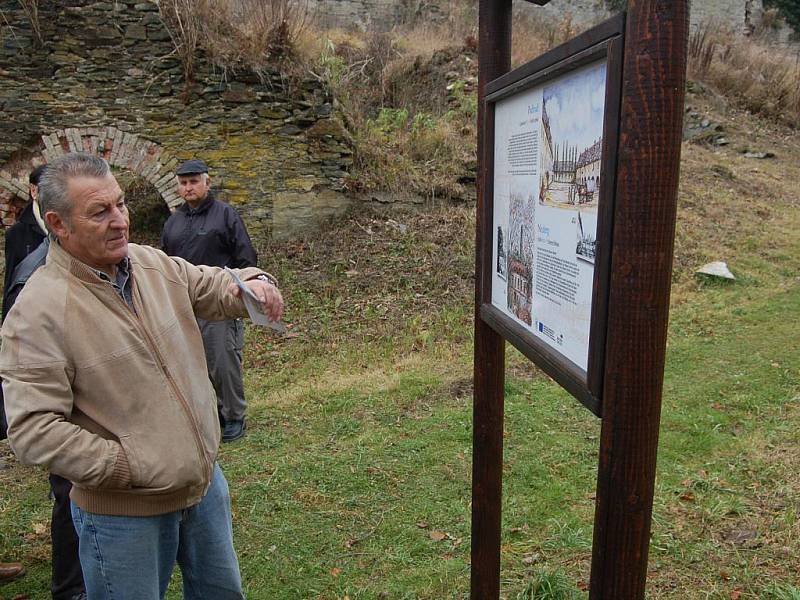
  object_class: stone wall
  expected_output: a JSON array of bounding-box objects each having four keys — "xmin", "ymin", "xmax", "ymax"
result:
[
  {"xmin": 306, "ymin": 0, "xmax": 446, "ymax": 30},
  {"xmin": 529, "ymin": 0, "xmax": 764, "ymax": 32},
  {"xmin": 307, "ymin": 0, "xmax": 764, "ymax": 33},
  {"xmin": 0, "ymin": 0, "xmax": 354, "ymax": 240},
  {"xmin": 688, "ymin": 0, "xmax": 764, "ymax": 34}
]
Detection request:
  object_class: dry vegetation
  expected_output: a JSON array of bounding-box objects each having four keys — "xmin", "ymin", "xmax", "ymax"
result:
[
  {"xmin": 156, "ymin": 0, "xmax": 309, "ymax": 86},
  {"xmin": 307, "ymin": 6, "xmax": 799, "ymax": 200},
  {"xmin": 301, "ymin": 4, "xmax": 584, "ymax": 200},
  {"xmin": 688, "ymin": 21, "xmax": 800, "ymax": 126},
  {"xmin": 154, "ymin": 0, "xmax": 800, "ymax": 199}
]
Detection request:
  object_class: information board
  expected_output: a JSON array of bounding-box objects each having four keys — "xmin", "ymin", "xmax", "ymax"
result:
[
  {"xmin": 490, "ymin": 59, "xmax": 606, "ymax": 372},
  {"xmin": 479, "ymin": 19, "xmax": 624, "ymax": 414}
]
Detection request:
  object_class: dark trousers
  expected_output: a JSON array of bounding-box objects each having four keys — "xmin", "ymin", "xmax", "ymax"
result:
[
  {"xmin": 49, "ymin": 474, "xmax": 84, "ymax": 599},
  {"xmin": 197, "ymin": 318, "xmax": 246, "ymax": 422}
]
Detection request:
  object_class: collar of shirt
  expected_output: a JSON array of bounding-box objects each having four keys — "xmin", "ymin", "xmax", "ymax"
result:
[
  {"xmin": 90, "ymin": 257, "xmax": 132, "ymax": 298},
  {"xmin": 180, "ymin": 194, "xmax": 215, "ymax": 216}
]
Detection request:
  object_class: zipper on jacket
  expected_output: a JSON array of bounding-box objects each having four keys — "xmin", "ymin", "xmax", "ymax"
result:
[{"xmin": 109, "ymin": 275, "xmax": 213, "ymax": 488}]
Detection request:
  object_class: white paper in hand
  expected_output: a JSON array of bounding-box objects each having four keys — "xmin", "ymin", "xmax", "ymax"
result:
[{"xmin": 225, "ymin": 267, "xmax": 286, "ymax": 333}]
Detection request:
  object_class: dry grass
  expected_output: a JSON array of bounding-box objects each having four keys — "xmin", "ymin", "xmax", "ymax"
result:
[
  {"xmin": 16, "ymin": 0, "xmax": 42, "ymax": 45},
  {"xmin": 156, "ymin": 0, "xmax": 205, "ymax": 95},
  {"xmin": 307, "ymin": 23, "xmax": 480, "ymax": 199},
  {"xmin": 301, "ymin": 3, "xmax": 596, "ymax": 199},
  {"xmin": 671, "ymin": 84, "xmax": 800, "ymax": 304},
  {"xmin": 688, "ymin": 23, "xmax": 800, "ymax": 126},
  {"xmin": 156, "ymin": 0, "xmax": 310, "ymax": 92},
  {"xmin": 206, "ymin": 0, "xmax": 310, "ymax": 71},
  {"xmin": 511, "ymin": 10, "xmax": 582, "ymax": 68}
]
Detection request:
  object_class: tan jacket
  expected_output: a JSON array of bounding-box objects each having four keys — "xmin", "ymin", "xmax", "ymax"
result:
[{"xmin": 0, "ymin": 242, "xmax": 266, "ymax": 516}]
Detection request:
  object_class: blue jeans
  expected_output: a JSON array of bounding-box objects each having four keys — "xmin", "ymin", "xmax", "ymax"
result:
[{"xmin": 70, "ymin": 463, "xmax": 244, "ymax": 600}]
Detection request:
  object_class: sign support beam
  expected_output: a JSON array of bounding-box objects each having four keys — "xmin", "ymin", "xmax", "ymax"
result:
[
  {"xmin": 588, "ymin": 1, "xmax": 689, "ymax": 598},
  {"xmin": 471, "ymin": 1, "xmax": 511, "ymax": 599}
]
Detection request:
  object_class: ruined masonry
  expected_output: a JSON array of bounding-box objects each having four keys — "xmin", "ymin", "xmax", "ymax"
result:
[
  {"xmin": 0, "ymin": 0, "xmax": 354, "ymax": 240},
  {"xmin": 1, "ymin": 127, "xmax": 184, "ymax": 211},
  {"xmin": 305, "ymin": 0, "xmax": 764, "ymax": 33}
]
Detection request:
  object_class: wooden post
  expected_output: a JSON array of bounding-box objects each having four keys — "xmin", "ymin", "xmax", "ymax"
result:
[
  {"xmin": 589, "ymin": 1, "xmax": 689, "ymax": 598},
  {"xmin": 471, "ymin": 1, "xmax": 511, "ymax": 599}
]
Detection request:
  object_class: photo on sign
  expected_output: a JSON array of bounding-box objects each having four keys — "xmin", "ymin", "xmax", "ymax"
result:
[
  {"xmin": 576, "ymin": 211, "xmax": 597, "ymax": 264},
  {"xmin": 491, "ymin": 59, "xmax": 607, "ymax": 372},
  {"xmin": 496, "ymin": 226, "xmax": 507, "ymax": 280}
]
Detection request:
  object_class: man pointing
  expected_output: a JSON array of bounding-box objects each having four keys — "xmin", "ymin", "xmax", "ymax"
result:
[{"xmin": 1, "ymin": 152, "xmax": 282, "ymax": 599}]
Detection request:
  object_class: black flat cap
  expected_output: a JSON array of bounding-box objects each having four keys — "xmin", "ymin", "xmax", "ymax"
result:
[{"xmin": 175, "ymin": 159, "xmax": 209, "ymax": 176}]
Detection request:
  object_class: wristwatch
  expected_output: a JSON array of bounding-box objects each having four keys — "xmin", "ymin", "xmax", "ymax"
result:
[{"xmin": 255, "ymin": 274, "xmax": 278, "ymax": 287}]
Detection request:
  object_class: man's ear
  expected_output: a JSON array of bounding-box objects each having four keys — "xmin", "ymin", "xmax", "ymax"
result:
[{"xmin": 44, "ymin": 211, "xmax": 68, "ymax": 238}]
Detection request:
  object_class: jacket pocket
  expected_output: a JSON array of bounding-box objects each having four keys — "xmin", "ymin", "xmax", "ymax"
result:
[
  {"xmin": 116, "ymin": 430, "xmax": 207, "ymax": 493},
  {"xmin": 117, "ymin": 434, "xmax": 142, "ymax": 488}
]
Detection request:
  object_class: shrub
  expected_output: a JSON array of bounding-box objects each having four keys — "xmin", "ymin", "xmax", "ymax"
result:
[{"xmin": 764, "ymin": 0, "xmax": 800, "ymax": 33}]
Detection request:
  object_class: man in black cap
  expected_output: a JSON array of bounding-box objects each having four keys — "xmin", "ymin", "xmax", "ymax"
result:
[{"xmin": 161, "ymin": 159, "xmax": 257, "ymax": 442}]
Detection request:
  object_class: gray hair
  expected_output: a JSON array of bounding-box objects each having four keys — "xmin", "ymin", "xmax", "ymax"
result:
[{"xmin": 38, "ymin": 152, "xmax": 111, "ymax": 230}]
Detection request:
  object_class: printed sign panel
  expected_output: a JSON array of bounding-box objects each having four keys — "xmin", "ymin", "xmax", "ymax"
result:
[{"xmin": 490, "ymin": 60, "xmax": 607, "ymax": 372}]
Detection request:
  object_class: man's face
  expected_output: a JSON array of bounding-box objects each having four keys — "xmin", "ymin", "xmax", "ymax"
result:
[
  {"xmin": 177, "ymin": 174, "xmax": 211, "ymax": 207},
  {"xmin": 46, "ymin": 173, "xmax": 129, "ymax": 275},
  {"xmin": 29, "ymin": 183, "xmax": 39, "ymax": 202}
]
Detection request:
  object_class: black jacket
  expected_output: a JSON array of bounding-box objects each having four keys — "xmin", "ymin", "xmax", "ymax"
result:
[
  {"xmin": 3, "ymin": 202, "xmax": 46, "ymax": 320},
  {"xmin": 5, "ymin": 237, "xmax": 49, "ymax": 318},
  {"xmin": 161, "ymin": 194, "xmax": 257, "ymax": 269}
]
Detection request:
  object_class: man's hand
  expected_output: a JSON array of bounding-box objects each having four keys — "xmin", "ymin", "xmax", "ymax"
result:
[{"xmin": 227, "ymin": 279, "xmax": 284, "ymax": 322}]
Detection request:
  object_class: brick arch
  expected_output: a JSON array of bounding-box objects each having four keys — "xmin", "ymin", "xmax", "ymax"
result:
[{"xmin": 0, "ymin": 126, "xmax": 183, "ymax": 228}]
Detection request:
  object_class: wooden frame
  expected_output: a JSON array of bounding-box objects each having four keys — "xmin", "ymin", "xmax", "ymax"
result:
[
  {"xmin": 471, "ymin": 1, "xmax": 689, "ymax": 598},
  {"xmin": 478, "ymin": 14, "xmax": 625, "ymax": 416}
]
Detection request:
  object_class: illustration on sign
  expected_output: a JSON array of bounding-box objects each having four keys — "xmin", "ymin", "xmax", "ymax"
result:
[{"xmin": 491, "ymin": 60, "xmax": 607, "ymax": 371}]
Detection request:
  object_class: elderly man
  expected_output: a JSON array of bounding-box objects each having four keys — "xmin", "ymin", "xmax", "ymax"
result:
[
  {"xmin": 162, "ymin": 159, "xmax": 257, "ymax": 443},
  {"xmin": 0, "ymin": 152, "xmax": 283, "ymax": 600}
]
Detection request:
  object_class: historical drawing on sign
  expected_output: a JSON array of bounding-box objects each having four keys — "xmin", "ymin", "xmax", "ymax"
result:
[
  {"xmin": 539, "ymin": 64, "xmax": 605, "ymax": 212},
  {"xmin": 576, "ymin": 211, "xmax": 597, "ymax": 264},
  {"xmin": 505, "ymin": 188, "xmax": 536, "ymax": 325}
]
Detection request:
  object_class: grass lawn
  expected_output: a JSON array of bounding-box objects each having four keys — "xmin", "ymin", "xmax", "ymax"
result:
[{"xmin": 1, "ymin": 93, "xmax": 798, "ymax": 599}]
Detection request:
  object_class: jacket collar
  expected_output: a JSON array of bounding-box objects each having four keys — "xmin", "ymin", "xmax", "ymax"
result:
[
  {"xmin": 17, "ymin": 202, "xmax": 39, "ymax": 227},
  {"xmin": 178, "ymin": 192, "xmax": 215, "ymax": 216},
  {"xmin": 47, "ymin": 238, "xmax": 132, "ymax": 284}
]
